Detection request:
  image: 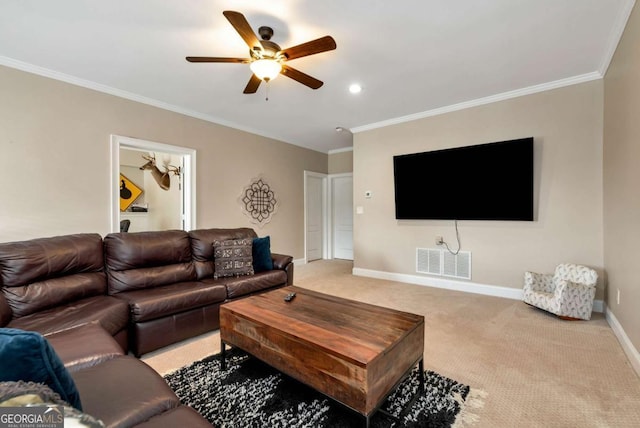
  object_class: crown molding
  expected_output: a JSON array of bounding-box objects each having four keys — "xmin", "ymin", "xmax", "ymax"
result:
[
  {"xmin": 599, "ymin": 0, "xmax": 636, "ymax": 75},
  {"xmin": 328, "ymin": 146, "xmax": 353, "ymax": 155},
  {"xmin": 351, "ymin": 71, "xmax": 603, "ymax": 134}
]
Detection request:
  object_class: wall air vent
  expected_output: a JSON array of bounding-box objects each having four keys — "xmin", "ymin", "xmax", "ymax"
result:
[
  {"xmin": 417, "ymin": 248, "xmax": 471, "ymax": 280},
  {"xmin": 416, "ymin": 248, "xmax": 442, "ymax": 275}
]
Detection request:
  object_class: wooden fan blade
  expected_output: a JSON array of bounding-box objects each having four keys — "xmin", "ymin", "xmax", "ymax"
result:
[
  {"xmin": 186, "ymin": 57, "xmax": 249, "ymax": 63},
  {"xmin": 223, "ymin": 10, "xmax": 261, "ymax": 49},
  {"xmin": 280, "ymin": 64, "xmax": 323, "ymax": 89},
  {"xmin": 279, "ymin": 36, "xmax": 337, "ymax": 61},
  {"xmin": 243, "ymin": 74, "xmax": 262, "ymax": 94}
]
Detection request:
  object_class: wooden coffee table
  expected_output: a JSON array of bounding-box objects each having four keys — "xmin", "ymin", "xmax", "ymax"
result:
[{"xmin": 219, "ymin": 286, "xmax": 425, "ymax": 426}]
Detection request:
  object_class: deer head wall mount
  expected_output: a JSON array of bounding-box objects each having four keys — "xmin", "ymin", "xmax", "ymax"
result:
[{"xmin": 140, "ymin": 154, "xmax": 181, "ymax": 191}]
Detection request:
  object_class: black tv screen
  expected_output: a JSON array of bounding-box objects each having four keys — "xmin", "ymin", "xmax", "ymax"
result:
[{"xmin": 393, "ymin": 137, "xmax": 534, "ymax": 221}]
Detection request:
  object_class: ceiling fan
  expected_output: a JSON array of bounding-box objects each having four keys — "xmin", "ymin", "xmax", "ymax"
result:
[{"xmin": 186, "ymin": 11, "xmax": 337, "ymax": 94}]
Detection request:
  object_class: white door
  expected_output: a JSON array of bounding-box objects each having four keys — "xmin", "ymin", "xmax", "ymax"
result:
[
  {"xmin": 332, "ymin": 175, "xmax": 353, "ymax": 260},
  {"xmin": 306, "ymin": 174, "xmax": 324, "ymax": 261}
]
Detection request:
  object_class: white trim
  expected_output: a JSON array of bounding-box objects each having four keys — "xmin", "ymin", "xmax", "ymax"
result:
[
  {"xmin": 352, "ymin": 267, "xmax": 604, "ymax": 313},
  {"xmin": 598, "ymin": 0, "xmax": 636, "ymax": 75},
  {"xmin": 293, "ymin": 258, "xmax": 306, "ymax": 266},
  {"xmin": 605, "ymin": 304, "xmax": 640, "ymax": 378},
  {"xmin": 110, "ymin": 135, "xmax": 196, "ymax": 233},
  {"xmin": 328, "ymin": 146, "xmax": 354, "ymax": 155},
  {"xmin": 350, "ymin": 72, "xmax": 602, "ymax": 134}
]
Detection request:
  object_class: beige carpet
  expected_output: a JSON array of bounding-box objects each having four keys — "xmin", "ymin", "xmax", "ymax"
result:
[{"xmin": 143, "ymin": 260, "xmax": 640, "ymax": 427}]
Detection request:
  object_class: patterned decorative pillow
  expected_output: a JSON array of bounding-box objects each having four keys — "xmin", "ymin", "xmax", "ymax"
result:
[{"xmin": 213, "ymin": 239, "xmax": 254, "ymax": 279}]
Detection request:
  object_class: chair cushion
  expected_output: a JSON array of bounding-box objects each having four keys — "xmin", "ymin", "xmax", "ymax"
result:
[{"xmin": 0, "ymin": 328, "xmax": 82, "ymax": 410}]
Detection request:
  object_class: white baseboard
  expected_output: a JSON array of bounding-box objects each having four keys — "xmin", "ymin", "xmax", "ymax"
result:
[
  {"xmin": 293, "ymin": 258, "xmax": 306, "ymax": 266},
  {"xmin": 605, "ymin": 304, "xmax": 640, "ymax": 377},
  {"xmin": 351, "ymin": 267, "xmax": 604, "ymax": 313}
]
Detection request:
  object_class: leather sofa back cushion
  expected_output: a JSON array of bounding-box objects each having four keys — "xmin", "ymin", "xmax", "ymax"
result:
[
  {"xmin": 0, "ymin": 234, "xmax": 107, "ymax": 318},
  {"xmin": 189, "ymin": 228, "xmax": 257, "ymax": 279},
  {"xmin": 104, "ymin": 230, "xmax": 196, "ymax": 293}
]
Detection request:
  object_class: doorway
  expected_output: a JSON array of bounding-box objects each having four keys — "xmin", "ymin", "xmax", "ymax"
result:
[
  {"xmin": 304, "ymin": 171, "xmax": 354, "ymax": 262},
  {"xmin": 110, "ymin": 135, "xmax": 196, "ymax": 233}
]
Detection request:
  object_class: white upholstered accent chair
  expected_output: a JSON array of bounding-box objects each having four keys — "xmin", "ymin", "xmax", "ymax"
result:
[{"xmin": 523, "ymin": 264, "xmax": 598, "ymax": 320}]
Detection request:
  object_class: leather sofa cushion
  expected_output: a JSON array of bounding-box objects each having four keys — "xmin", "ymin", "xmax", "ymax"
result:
[
  {"xmin": 0, "ymin": 234, "xmax": 107, "ymax": 318},
  {"xmin": 45, "ymin": 323, "xmax": 125, "ymax": 372},
  {"xmin": 71, "ymin": 356, "xmax": 180, "ymax": 428},
  {"xmin": 113, "ymin": 281, "xmax": 227, "ymax": 322},
  {"xmin": 3, "ymin": 272, "xmax": 107, "ymax": 318},
  {"xmin": 104, "ymin": 230, "xmax": 197, "ymax": 293},
  {"xmin": 203, "ymin": 269, "xmax": 287, "ymax": 299},
  {"xmin": 189, "ymin": 228, "xmax": 257, "ymax": 279},
  {"xmin": 7, "ymin": 295, "xmax": 129, "ymax": 337}
]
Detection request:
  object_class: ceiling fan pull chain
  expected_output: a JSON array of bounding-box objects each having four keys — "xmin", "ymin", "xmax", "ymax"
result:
[{"xmin": 265, "ymin": 81, "xmax": 270, "ymax": 101}]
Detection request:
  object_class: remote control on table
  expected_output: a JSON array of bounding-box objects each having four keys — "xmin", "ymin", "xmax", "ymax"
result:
[{"xmin": 284, "ymin": 292, "xmax": 296, "ymax": 302}]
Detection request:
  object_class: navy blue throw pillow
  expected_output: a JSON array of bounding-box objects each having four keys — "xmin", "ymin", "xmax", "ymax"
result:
[
  {"xmin": 252, "ymin": 236, "xmax": 274, "ymax": 273},
  {"xmin": 0, "ymin": 328, "xmax": 83, "ymax": 410}
]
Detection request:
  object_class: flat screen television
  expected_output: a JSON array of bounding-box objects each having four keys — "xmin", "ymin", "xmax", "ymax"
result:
[{"xmin": 393, "ymin": 137, "xmax": 534, "ymax": 221}]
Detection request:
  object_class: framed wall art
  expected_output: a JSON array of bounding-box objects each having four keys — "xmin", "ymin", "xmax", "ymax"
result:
[
  {"xmin": 119, "ymin": 173, "xmax": 143, "ymax": 211},
  {"xmin": 239, "ymin": 176, "xmax": 278, "ymax": 227}
]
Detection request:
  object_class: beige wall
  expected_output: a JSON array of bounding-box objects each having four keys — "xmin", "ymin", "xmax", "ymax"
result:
[
  {"xmin": 328, "ymin": 149, "xmax": 353, "ymax": 174},
  {"xmin": 0, "ymin": 65, "xmax": 327, "ymax": 258},
  {"xmin": 354, "ymin": 81, "xmax": 605, "ymax": 297},
  {"xmin": 604, "ymin": 4, "xmax": 640, "ymax": 350}
]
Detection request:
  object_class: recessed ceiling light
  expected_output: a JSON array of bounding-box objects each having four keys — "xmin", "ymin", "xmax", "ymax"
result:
[{"xmin": 349, "ymin": 83, "xmax": 362, "ymax": 94}]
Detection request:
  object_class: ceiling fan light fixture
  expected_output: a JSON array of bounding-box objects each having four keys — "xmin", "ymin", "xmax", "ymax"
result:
[{"xmin": 250, "ymin": 59, "xmax": 282, "ymax": 82}]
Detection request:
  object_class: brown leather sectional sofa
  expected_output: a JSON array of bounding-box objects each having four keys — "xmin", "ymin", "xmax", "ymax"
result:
[
  {"xmin": 0, "ymin": 227, "xmax": 293, "ymax": 356},
  {"xmin": 0, "ymin": 227, "xmax": 293, "ymax": 427}
]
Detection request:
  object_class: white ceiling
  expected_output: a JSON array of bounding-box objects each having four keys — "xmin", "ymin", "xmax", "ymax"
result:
[{"xmin": 0, "ymin": 0, "xmax": 634, "ymax": 153}]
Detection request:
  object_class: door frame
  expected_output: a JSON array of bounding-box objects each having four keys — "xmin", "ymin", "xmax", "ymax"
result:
[
  {"xmin": 110, "ymin": 135, "xmax": 197, "ymax": 233},
  {"xmin": 304, "ymin": 171, "xmax": 328, "ymax": 263}
]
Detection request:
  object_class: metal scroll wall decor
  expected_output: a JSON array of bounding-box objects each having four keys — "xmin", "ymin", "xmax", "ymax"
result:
[{"xmin": 239, "ymin": 176, "xmax": 278, "ymax": 227}]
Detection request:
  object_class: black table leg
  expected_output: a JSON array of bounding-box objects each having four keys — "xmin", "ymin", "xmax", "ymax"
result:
[
  {"xmin": 419, "ymin": 358, "xmax": 425, "ymax": 392},
  {"xmin": 220, "ymin": 340, "xmax": 226, "ymax": 370}
]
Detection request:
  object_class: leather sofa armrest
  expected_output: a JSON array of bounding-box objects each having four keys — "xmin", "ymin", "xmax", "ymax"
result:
[
  {"xmin": 45, "ymin": 323, "xmax": 125, "ymax": 373},
  {"xmin": 271, "ymin": 253, "xmax": 293, "ymax": 270},
  {"xmin": 271, "ymin": 253, "xmax": 294, "ymax": 285}
]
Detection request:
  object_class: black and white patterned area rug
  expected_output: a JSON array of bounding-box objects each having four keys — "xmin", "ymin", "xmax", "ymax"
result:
[{"xmin": 164, "ymin": 348, "xmax": 481, "ymax": 427}]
